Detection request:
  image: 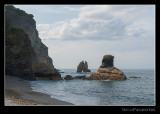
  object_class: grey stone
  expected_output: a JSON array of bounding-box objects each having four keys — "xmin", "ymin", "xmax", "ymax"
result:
[{"xmin": 77, "ymin": 61, "xmax": 91, "ymax": 72}]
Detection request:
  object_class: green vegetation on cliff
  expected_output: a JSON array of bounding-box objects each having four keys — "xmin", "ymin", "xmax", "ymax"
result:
[
  {"xmin": 5, "ymin": 5, "xmax": 34, "ymax": 32},
  {"xmin": 5, "ymin": 27, "xmax": 31, "ymax": 61},
  {"xmin": 5, "ymin": 13, "xmax": 10, "ymax": 30},
  {"xmin": 5, "ymin": 5, "xmax": 34, "ymax": 18},
  {"xmin": 5, "ymin": 5, "xmax": 30, "ymax": 46},
  {"xmin": 6, "ymin": 28, "xmax": 28, "ymax": 45}
]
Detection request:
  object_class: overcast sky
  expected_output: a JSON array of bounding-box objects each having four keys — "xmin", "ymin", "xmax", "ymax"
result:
[{"xmin": 14, "ymin": 5, "xmax": 155, "ymax": 69}]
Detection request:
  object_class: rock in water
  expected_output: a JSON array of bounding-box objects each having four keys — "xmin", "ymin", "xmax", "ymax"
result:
[
  {"xmin": 129, "ymin": 76, "xmax": 141, "ymax": 78},
  {"xmin": 77, "ymin": 61, "xmax": 91, "ymax": 72},
  {"xmin": 64, "ymin": 75, "xmax": 74, "ymax": 80},
  {"xmin": 90, "ymin": 54, "xmax": 126, "ymax": 80},
  {"xmin": 5, "ymin": 5, "xmax": 62, "ymax": 80},
  {"xmin": 74, "ymin": 75, "xmax": 87, "ymax": 80},
  {"xmin": 77, "ymin": 61, "xmax": 84, "ymax": 72}
]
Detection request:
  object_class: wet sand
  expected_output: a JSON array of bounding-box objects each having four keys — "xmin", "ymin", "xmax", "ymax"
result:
[{"xmin": 4, "ymin": 75, "xmax": 73, "ymax": 106}]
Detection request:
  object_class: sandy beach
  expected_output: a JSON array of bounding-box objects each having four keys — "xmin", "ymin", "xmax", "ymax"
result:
[{"xmin": 4, "ymin": 75, "xmax": 73, "ymax": 106}]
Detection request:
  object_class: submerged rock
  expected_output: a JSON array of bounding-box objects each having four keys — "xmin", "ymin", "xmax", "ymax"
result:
[
  {"xmin": 64, "ymin": 75, "xmax": 74, "ymax": 80},
  {"xmin": 77, "ymin": 61, "xmax": 91, "ymax": 72},
  {"xmin": 74, "ymin": 75, "xmax": 87, "ymax": 80},
  {"xmin": 129, "ymin": 76, "xmax": 141, "ymax": 78},
  {"xmin": 90, "ymin": 54, "xmax": 126, "ymax": 80},
  {"xmin": 64, "ymin": 75, "xmax": 87, "ymax": 80}
]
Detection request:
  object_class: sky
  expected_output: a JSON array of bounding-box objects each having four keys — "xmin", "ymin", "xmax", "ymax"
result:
[{"xmin": 14, "ymin": 5, "xmax": 155, "ymax": 69}]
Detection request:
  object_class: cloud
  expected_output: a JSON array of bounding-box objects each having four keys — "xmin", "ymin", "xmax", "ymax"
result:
[
  {"xmin": 14, "ymin": 5, "xmax": 68, "ymax": 14},
  {"xmin": 36, "ymin": 5, "xmax": 155, "ymax": 41}
]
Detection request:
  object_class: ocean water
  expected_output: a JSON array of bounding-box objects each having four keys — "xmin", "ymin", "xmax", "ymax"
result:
[{"xmin": 30, "ymin": 69, "xmax": 155, "ymax": 106}]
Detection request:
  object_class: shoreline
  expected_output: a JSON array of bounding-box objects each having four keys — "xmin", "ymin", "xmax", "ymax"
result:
[{"xmin": 4, "ymin": 75, "xmax": 73, "ymax": 106}]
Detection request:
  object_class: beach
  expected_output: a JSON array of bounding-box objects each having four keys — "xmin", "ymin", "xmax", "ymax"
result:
[{"xmin": 4, "ymin": 75, "xmax": 73, "ymax": 106}]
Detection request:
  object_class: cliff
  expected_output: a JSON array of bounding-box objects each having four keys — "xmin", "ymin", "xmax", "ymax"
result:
[{"xmin": 5, "ymin": 5, "xmax": 61, "ymax": 80}]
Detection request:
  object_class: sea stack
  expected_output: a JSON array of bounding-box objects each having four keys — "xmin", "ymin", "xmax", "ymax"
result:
[
  {"xmin": 90, "ymin": 54, "xmax": 126, "ymax": 80},
  {"xmin": 5, "ymin": 5, "xmax": 62, "ymax": 80},
  {"xmin": 77, "ymin": 61, "xmax": 91, "ymax": 72}
]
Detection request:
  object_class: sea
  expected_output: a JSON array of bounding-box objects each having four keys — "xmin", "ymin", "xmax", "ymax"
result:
[{"xmin": 30, "ymin": 69, "xmax": 155, "ymax": 106}]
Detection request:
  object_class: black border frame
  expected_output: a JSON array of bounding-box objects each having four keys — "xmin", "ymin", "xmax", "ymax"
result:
[{"xmin": 1, "ymin": 0, "xmax": 159, "ymax": 112}]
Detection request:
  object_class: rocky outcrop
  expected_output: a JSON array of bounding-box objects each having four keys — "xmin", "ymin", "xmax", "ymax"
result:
[
  {"xmin": 90, "ymin": 55, "xmax": 126, "ymax": 80},
  {"xmin": 64, "ymin": 55, "xmax": 126, "ymax": 81},
  {"xmin": 5, "ymin": 5, "xmax": 61, "ymax": 80},
  {"xmin": 90, "ymin": 67, "xmax": 126, "ymax": 80},
  {"xmin": 77, "ymin": 61, "xmax": 91, "ymax": 72}
]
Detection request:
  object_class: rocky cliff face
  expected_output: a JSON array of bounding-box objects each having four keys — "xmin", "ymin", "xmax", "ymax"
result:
[{"xmin": 5, "ymin": 5, "xmax": 61, "ymax": 80}]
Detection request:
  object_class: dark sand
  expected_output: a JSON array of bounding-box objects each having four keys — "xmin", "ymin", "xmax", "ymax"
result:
[{"xmin": 5, "ymin": 75, "xmax": 73, "ymax": 106}]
